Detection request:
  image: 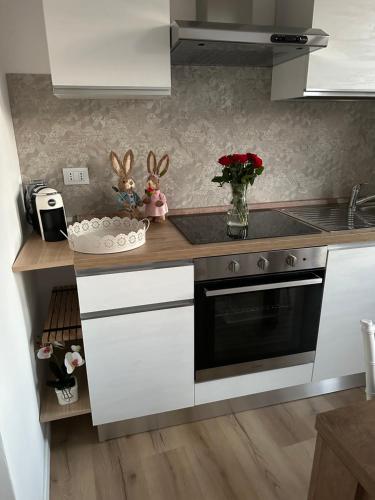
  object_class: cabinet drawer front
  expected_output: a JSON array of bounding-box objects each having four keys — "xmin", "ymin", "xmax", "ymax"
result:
[
  {"xmin": 77, "ymin": 265, "xmax": 194, "ymax": 313},
  {"xmin": 82, "ymin": 306, "xmax": 194, "ymax": 425},
  {"xmin": 195, "ymin": 363, "xmax": 314, "ymax": 405}
]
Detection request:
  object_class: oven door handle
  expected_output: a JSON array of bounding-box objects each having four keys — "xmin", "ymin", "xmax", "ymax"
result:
[{"xmin": 204, "ymin": 277, "xmax": 323, "ymax": 297}]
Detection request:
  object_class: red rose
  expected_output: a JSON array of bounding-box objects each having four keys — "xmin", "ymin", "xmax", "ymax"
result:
[
  {"xmin": 218, "ymin": 155, "xmax": 232, "ymax": 166},
  {"xmin": 232, "ymin": 153, "xmax": 249, "ymax": 164},
  {"xmin": 247, "ymin": 153, "xmax": 263, "ymax": 167}
]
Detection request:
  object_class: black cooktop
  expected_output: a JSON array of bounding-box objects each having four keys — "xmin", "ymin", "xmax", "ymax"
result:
[{"xmin": 169, "ymin": 210, "xmax": 321, "ymax": 245}]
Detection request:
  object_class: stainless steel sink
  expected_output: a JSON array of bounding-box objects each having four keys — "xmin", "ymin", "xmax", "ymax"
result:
[{"xmin": 282, "ymin": 204, "xmax": 375, "ymax": 232}]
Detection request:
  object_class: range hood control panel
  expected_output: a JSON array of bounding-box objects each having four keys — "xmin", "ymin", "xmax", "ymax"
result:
[{"xmin": 271, "ymin": 34, "xmax": 308, "ymax": 44}]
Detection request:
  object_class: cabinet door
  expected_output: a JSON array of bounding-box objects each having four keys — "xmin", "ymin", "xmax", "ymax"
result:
[
  {"xmin": 82, "ymin": 306, "xmax": 194, "ymax": 425},
  {"xmin": 312, "ymin": 245, "xmax": 375, "ymax": 382},
  {"xmin": 43, "ymin": 0, "xmax": 171, "ymax": 97},
  {"xmin": 307, "ymin": 0, "xmax": 375, "ymax": 92}
]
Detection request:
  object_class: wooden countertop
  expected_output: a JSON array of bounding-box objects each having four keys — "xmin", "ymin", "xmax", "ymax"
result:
[
  {"xmin": 315, "ymin": 399, "xmax": 375, "ymax": 497},
  {"xmin": 12, "ymin": 216, "xmax": 375, "ymax": 273},
  {"xmin": 13, "ymin": 232, "xmax": 74, "ymax": 272},
  {"xmin": 74, "ymin": 220, "xmax": 375, "ymax": 272}
]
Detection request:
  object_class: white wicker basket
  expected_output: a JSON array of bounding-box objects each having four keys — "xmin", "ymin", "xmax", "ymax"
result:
[{"xmin": 65, "ymin": 216, "xmax": 150, "ymax": 254}]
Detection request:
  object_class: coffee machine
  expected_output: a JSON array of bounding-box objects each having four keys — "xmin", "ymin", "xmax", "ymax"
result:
[{"xmin": 25, "ymin": 181, "xmax": 67, "ymax": 241}]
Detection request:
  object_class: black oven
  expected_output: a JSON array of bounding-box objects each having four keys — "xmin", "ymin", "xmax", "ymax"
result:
[{"xmin": 194, "ymin": 247, "xmax": 327, "ymax": 382}]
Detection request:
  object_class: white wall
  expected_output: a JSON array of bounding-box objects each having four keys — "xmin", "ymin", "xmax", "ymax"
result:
[
  {"xmin": 0, "ymin": 60, "xmax": 48, "ymax": 500},
  {"xmin": 170, "ymin": 0, "xmax": 196, "ymax": 20},
  {"xmin": 0, "ymin": 0, "xmax": 50, "ymax": 73},
  {"xmin": 0, "ymin": 435, "xmax": 15, "ymax": 500}
]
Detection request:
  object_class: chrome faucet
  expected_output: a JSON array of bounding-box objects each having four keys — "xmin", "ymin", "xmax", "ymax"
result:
[{"xmin": 349, "ymin": 183, "xmax": 375, "ymax": 210}]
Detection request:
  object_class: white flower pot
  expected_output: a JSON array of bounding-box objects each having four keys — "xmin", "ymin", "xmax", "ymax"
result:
[{"xmin": 55, "ymin": 377, "xmax": 78, "ymax": 406}]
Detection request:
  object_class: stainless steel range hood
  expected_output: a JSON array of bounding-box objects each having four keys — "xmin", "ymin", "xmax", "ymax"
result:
[{"xmin": 171, "ymin": 20, "xmax": 328, "ymax": 67}]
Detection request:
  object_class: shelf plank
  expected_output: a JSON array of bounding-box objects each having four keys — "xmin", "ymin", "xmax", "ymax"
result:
[
  {"xmin": 42, "ymin": 286, "xmax": 82, "ymax": 345},
  {"xmin": 12, "ymin": 232, "xmax": 73, "ymax": 272},
  {"xmin": 40, "ymin": 367, "xmax": 91, "ymax": 423}
]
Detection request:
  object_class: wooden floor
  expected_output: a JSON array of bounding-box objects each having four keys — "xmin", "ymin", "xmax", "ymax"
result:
[{"xmin": 50, "ymin": 388, "xmax": 365, "ymax": 500}]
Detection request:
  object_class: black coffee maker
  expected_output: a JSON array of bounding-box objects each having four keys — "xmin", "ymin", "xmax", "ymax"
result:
[{"xmin": 24, "ymin": 181, "xmax": 67, "ymax": 242}]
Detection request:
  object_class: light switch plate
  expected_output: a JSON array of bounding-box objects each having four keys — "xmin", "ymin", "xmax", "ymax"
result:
[{"xmin": 63, "ymin": 167, "xmax": 90, "ymax": 185}]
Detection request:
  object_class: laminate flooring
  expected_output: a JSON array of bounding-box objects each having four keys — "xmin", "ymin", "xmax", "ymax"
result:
[{"xmin": 50, "ymin": 388, "xmax": 365, "ymax": 500}]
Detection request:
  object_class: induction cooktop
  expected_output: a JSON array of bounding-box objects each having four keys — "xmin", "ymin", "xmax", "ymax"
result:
[{"xmin": 169, "ymin": 210, "xmax": 321, "ymax": 244}]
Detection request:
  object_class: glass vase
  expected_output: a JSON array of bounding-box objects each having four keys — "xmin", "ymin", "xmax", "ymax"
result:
[{"xmin": 227, "ymin": 183, "xmax": 249, "ymax": 230}]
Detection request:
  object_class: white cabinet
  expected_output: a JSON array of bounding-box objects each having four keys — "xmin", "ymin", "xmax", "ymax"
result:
[
  {"xmin": 77, "ymin": 265, "xmax": 194, "ymax": 314},
  {"xmin": 83, "ymin": 306, "xmax": 194, "ymax": 425},
  {"xmin": 42, "ymin": 0, "xmax": 171, "ymax": 98},
  {"xmin": 272, "ymin": 0, "xmax": 375, "ymax": 99},
  {"xmin": 312, "ymin": 244, "xmax": 375, "ymax": 382},
  {"xmin": 78, "ymin": 263, "xmax": 194, "ymax": 425},
  {"xmin": 308, "ymin": 0, "xmax": 375, "ymax": 93}
]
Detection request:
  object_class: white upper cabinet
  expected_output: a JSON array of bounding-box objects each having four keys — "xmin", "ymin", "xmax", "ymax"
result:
[
  {"xmin": 272, "ymin": 0, "xmax": 375, "ymax": 99},
  {"xmin": 312, "ymin": 244, "xmax": 375, "ymax": 382},
  {"xmin": 42, "ymin": 0, "xmax": 171, "ymax": 98},
  {"xmin": 308, "ymin": 0, "xmax": 375, "ymax": 92}
]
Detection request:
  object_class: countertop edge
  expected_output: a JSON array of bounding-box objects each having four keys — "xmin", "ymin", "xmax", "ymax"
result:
[{"xmin": 13, "ymin": 219, "xmax": 375, "ymax": 273}]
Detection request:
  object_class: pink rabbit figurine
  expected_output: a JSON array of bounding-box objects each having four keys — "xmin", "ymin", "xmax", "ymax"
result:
[{"xmin": 143, "ymin": 151, "xmax": 170, "ymax": 223}]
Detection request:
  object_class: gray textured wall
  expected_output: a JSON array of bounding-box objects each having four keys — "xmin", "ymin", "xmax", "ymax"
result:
[{"xmin": 7, "ymin": 68, "xmax": 375, "ymax": 217}]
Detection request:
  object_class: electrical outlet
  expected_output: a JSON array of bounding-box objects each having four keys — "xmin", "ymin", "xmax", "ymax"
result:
[{"xmin": 63, "ymin": 167, "xmax": 90, "ymax": 185}]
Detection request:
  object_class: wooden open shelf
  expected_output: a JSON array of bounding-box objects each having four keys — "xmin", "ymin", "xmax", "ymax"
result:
[
  {"xmin": 39, "ymin": 285, "xmax": 91, "ymax": 423},
  {"xmin": 42, "ymin": 286, "xmax": 82, "ymax": 345}
]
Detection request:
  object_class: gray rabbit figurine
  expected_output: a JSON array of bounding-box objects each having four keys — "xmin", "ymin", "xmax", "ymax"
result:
[{"xmin": 110, "ymin": 149, "xmax": 143, "ymax": 219}]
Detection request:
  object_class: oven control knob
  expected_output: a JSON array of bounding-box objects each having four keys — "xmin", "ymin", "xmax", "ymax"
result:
[
  {"xmin": 228, "ymin": 259, "xmax": 240, "ymax": 273},
  {"xmin": 286, "ymin": 254, "xmax": 298, "ymax": 267},
  {"xmin": 257, "ymin": 256, "xmax": 270, "ymax": 271}
]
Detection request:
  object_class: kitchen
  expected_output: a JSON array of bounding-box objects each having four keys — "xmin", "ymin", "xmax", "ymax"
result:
[{"xmin": 2, "ymin": 0, "xmax": 375, "ymax": 499}]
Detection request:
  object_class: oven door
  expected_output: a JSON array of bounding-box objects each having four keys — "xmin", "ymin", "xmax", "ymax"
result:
[{"xmin": 195, "ymin": 270, "xmax": 324, "ymax": 382}]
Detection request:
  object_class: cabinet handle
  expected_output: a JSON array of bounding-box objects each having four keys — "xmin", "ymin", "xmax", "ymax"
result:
[
  {"xmin": 204, "ymin": 277, "xmax": 322, "ymax": 297},
  {"xmin": 81, "ymin": 299, "xmax": 194, "ymax": 320}
]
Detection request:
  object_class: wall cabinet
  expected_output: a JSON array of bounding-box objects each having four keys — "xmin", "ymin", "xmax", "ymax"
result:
[
  {"xmin": 312, "ymin": 244, "xmax": 375, "ymax": 382},
  {"xmin": 42, "ymin": 0, "xmax": 171, "ymax": 98},
  {"xmin": 307, "ymin": 0, "xmax": 375, "ymax": 94},
  {"xmin": 272, "ymin": 0, "xmax": 375, "ymax": 99}
]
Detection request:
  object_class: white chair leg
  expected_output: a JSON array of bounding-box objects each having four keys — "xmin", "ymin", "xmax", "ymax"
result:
[{"xmin": 360, "ymin": 319, "xmax": 375, "ymax": 400}]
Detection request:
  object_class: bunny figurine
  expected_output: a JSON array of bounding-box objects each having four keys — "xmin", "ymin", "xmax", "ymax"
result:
[
  {"xmin": 143, "ymin": 151, "xmax": 170, "ymax": 222},
  {"xmin": 110, "ymin": 149, "xmax": 143, "ymax": 219}
]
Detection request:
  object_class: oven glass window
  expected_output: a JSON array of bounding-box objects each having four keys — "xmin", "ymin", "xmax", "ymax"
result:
[{"xmin": 195, "ymin": 271, "xmax": 324, "ymax": 372}]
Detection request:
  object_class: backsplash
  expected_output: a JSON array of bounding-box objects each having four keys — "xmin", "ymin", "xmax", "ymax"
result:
[{"xmin": 7, "ymin": 68, "xmax": 375, "ymax": 217}]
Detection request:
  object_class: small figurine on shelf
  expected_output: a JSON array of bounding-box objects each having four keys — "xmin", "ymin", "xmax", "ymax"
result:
[
  {"xmin": 143, "ymin": 151, "xmax": 170, "ymax": 222},
  {"xmin": 110, "ymin": 149, "xmax": 143, "ymax": 219}
]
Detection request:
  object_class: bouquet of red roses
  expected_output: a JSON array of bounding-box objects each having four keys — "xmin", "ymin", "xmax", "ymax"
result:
[{"xmin": 212, "ymin": 153, "xmax": 264, "ymax": 187}]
